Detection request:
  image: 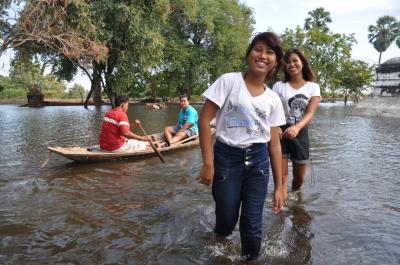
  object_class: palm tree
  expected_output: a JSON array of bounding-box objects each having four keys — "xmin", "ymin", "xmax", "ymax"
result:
[
  {"xmin": 397, "ymin": 31, "xmax": 400, "ymax": 48},
  {"xmin": 304, "ymin": 7, "xmax": 332, "ymax": 33},
  {"xmin": 368, "ymin": 16, "xmax": 399, "ymax": 65}
]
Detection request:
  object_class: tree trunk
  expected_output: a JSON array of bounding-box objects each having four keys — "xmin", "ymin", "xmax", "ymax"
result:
[
  {"xmin": 92, "ymin": 76, "xmax": 102, "ymax": 105},
  {"xmin": 84, "ymin": 62, "xmax": 103, "ymax": 108},
  {"xmin": 378, "ymin": 52, "xmax": 382, "ymax": 65},
  {"xmin": 93, "ymin": 83, "xmax": 102, "ymax": 105}
]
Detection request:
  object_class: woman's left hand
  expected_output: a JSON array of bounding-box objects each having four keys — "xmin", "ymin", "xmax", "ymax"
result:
[{"xmin": 283, "ymin": 125, "xmax": 300, "ymax": 139}]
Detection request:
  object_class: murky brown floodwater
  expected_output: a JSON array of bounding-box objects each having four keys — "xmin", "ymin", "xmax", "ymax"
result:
[{"xmin": 0, "ymin": 103, "xmax": 399, "ymax": 264}]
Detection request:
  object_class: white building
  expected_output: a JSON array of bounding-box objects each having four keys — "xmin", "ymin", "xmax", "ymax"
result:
[{"xmin": 373, "ymin": 57, "xmax": 400, "ymax": 96}]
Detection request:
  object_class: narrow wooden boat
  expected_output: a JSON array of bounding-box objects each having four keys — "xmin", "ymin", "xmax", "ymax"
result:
[{"xmin": 45, "ymin": 129, "xmax": 214, "ymax": 163}]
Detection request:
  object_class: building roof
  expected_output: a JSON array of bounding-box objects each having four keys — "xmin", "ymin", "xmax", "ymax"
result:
[
  {"xmin": 377, "ymin": 57, "xmax": 400, "ymax": 74},
  {"xmin": 381, "ymin": 57, "xmax": 400, "ymax": 65}
]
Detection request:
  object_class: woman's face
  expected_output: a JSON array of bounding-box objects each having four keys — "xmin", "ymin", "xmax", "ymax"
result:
[
  {"xmin": 247, "ymin": 41, "xmax": 276, "ymax": 76},
  {"xmin": 285, "ymin": 53, "xmax": 303, "ymax": 78}
]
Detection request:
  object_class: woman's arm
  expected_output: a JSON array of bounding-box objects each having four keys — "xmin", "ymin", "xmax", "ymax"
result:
[
  {"xmin": 269, "ymin": 126, "xmax": 283, "ymax": 213},
  {"xmin": 284, "ymin": 96, "xmax": 320, "ymax": 139},
  {"xmin": 197, "ymin": 100, "xmax": 219, "ymax": 185}
]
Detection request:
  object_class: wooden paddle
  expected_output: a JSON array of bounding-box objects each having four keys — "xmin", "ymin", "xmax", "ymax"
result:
[
  {"xmin": 176, "ymin": 127, "xmax": 215, "ymax": 145},
  {"xmin": 178, "ymin": 134, "xmax": 199, "ymax": 144},
  {"xmin": 137, "ymin": 123, "xmax": 166, "ymax": 163}
]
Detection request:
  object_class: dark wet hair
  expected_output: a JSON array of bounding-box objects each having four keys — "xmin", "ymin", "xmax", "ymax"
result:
[
  {"xmin": 245, "ymin": 32, "xmax": 283, "ymax": 80},
  {"xmin": 283, "ymin": 48, "xmax": 315, "ymax": 82},
  {"xmin": 114, "ymin": 95, "xmax": 129, "ymax": 107},
  {"xmin": 179, "ymin": 95, "xmax": 189, "ymax": 101}
]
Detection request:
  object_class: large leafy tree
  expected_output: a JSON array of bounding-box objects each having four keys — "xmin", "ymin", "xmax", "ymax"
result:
[
  {"xmin": 157, "ymin": 0, "xmax": 253, "ymax": 98},
  {"xmin": 2, "ymin": 0, "xmax": 254, "ymax": 103},
  {"xmin": 81, "ymin": 0, "xmax": 170, "ymax": 106},
  {"xmin": 0, "ymin": 0, "xmax": 108, "ymax": 105},
  {"xmin": 1, "ymin": 0, "xmax": 168, "ymax": 106},
  {"xmin": 1, "ymin": 1, "xmax": 105, "ymax": 61},
  {"xmin": 304, "ymin": 7, "xmax": 332, "ymax": 33},
  {"xmin": 368, "ymin": 15, "xmax": 399, "ymax": 65}
]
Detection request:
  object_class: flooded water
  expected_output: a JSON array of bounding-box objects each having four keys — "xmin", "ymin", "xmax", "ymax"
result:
[{"xmin": 0, "ymin": 103, "xmax": 399, "ymax": 265}]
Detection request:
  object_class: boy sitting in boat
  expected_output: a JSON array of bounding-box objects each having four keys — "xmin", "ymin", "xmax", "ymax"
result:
[
  {"xmin": 164, "ymin": 95, "xmax": 199, "ymax": 146},
  {"xmin": 99, "ymin": 96, "xmax": 152, "ymax": 152}
]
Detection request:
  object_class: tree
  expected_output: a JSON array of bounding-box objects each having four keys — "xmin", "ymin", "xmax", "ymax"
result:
[
  {"xmin": 159, "ymin": 0, "xmax": 253, "ymax": 98},
  {"xmin": 79, "ymin": 0, "xmax": 170, "ymax": 106},
  {"xmin": 339, "ymin": 60, "xmax": 374, "ymax": 105},
  {"xmin": 304, "ymin": 7, "xmax": 332, "ymax": 33},
  {"xmin": 6, "ymin": 54, "xmax": 66, "ymax": 98},
  {"xmin": 9, "ymin": 51, "xmax": 46, "ymax": 94},
  {"xmin": 68, "ymin": 84, "xmax": 87, "ymax": 102},
  {"xmin": 368, "ymin": 15, "xmax": 399, "ymax": 65},
  {"xmin": 0, "ymin": 1, "xmax": 106, "ymax": 61},
  {"xmin": 3, "ymin": 0, "xmax": 254, "ymax": 103},
  {"xmin": 1, "ymin": 0, "xmax": 108, "ymax": 105}
]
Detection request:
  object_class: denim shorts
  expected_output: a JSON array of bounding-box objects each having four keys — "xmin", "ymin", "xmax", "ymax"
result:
[
  {"xmin": 280, "ymin": 124, "xmax": 309, "ymax": 164},
  {"xmin": 172, "ymin": 125, "xmax": 197, "ymax": 137}
]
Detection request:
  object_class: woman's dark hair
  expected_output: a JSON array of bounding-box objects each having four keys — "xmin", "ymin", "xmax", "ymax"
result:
[
  {"xmin": 114, "ymin": 95, "xmax": 129, "ymax": 107},
  {"xmin": 283, "ymin": 48, "xmax": 315, "ymax": 82},
  {"xmin": 245, "ymin": 31, "xmax": 283, "ymax": 81}
]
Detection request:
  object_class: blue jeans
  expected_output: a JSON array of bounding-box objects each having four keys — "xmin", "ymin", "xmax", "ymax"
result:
[{"xmin": 212, "ymin": 139, "xmax": 270, "ymax": 260}]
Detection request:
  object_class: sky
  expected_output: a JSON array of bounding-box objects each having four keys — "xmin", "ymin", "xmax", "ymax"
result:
[
  {"xmin": 0, "ymin": 0, "xmax": 399, "ymax": 90},
  {"xmin": 242, "ymin": 0, "xmax": 400, "ymax": 64}
]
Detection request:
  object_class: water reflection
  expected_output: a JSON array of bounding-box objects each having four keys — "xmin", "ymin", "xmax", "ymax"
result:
[
  {"xmin": 0, "ymin": 104, "xmax": 400, "ymax": 264},
  {"xmin": 259, "ymin": 192, "xmax": 313, "ymax": 265}
]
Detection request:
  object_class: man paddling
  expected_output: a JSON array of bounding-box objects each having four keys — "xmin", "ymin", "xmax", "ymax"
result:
[{"xmin": 100, "ymin": 96, "xmax": 151, "ymax": 152}]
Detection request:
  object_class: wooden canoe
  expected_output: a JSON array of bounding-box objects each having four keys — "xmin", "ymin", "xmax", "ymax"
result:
[{"xmin": 46, "ymin": 128, "xmax": 214, "ymax": 163}]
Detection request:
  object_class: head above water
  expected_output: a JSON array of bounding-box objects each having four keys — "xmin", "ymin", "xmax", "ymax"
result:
[
  {"xmin": 245, "ymin": 31, "xmax": 283, "ymax": 81},
  {"xmin": 179, "ymin": 95, "xmax": 190, "ymax": 109},
  {"xmin": 114, "ymin": 96, "xmax": 129, "ymax": 110},
  {"xmin": 283, "ymin": 48, "xmax": 315, "ymax": 82}
]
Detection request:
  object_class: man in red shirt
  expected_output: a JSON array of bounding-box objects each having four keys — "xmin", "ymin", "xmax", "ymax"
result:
[{"xmin": 100, "ymin": 96, "xmax": 151, "ymax": 152}]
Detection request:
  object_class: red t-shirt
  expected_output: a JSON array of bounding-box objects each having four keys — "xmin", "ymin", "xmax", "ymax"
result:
[{"xmin": 99, "ymin": 107, "xmax": 130, "ymax": 151}]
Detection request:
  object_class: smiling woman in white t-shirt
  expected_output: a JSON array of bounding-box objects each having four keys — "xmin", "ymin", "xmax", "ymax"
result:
[
  {"xmin": 272, "ymin": 48, "xmax": 321, "ymax": 201},
  {"xmin": 197, "ymin": 32, "xmax": 286, "ymax": 261}
]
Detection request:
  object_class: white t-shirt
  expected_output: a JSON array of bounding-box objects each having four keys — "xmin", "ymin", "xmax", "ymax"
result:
[
  {"xmin": 272, "ymin": 81, "xmax": 320, "ymax": 125},
  {"xmin": 202, "ymin": 72, "xmax": 286, "ymax": 148}
]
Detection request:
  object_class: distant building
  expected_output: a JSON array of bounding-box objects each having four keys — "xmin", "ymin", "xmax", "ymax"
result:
[{"xmin": 373, "ymin": 57, "xmax": 400, "ymax": 96}]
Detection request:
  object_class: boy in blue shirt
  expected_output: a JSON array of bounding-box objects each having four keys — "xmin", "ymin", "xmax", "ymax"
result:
[{"xmin": 164, "ymin": 95, "xmax": 198, "ymax": 146}]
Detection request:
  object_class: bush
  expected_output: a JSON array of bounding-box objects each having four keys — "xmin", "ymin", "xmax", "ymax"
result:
[{"xmin": 0, "ymin": 88, "xmax": 27, "ymax": 99}]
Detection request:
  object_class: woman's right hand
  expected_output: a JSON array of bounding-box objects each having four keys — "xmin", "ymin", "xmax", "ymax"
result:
[{"xmin": 197, "ymin": 163, "xmax": 214, "ymax": 186}]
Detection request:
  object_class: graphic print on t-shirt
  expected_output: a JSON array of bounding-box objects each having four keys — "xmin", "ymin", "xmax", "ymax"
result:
[
  {"xmin": 287, "ymin": 94, "xmax": 309, "ymax": 125},
  {"xmin": 224, "ymin": 101, "xmax": 266, "ymax": 137}
]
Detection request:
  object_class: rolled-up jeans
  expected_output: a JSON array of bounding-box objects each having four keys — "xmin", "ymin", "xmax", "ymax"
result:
[{"xmin": 212, "ymin": 139, "xmax": 270, "ymax": 260}]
